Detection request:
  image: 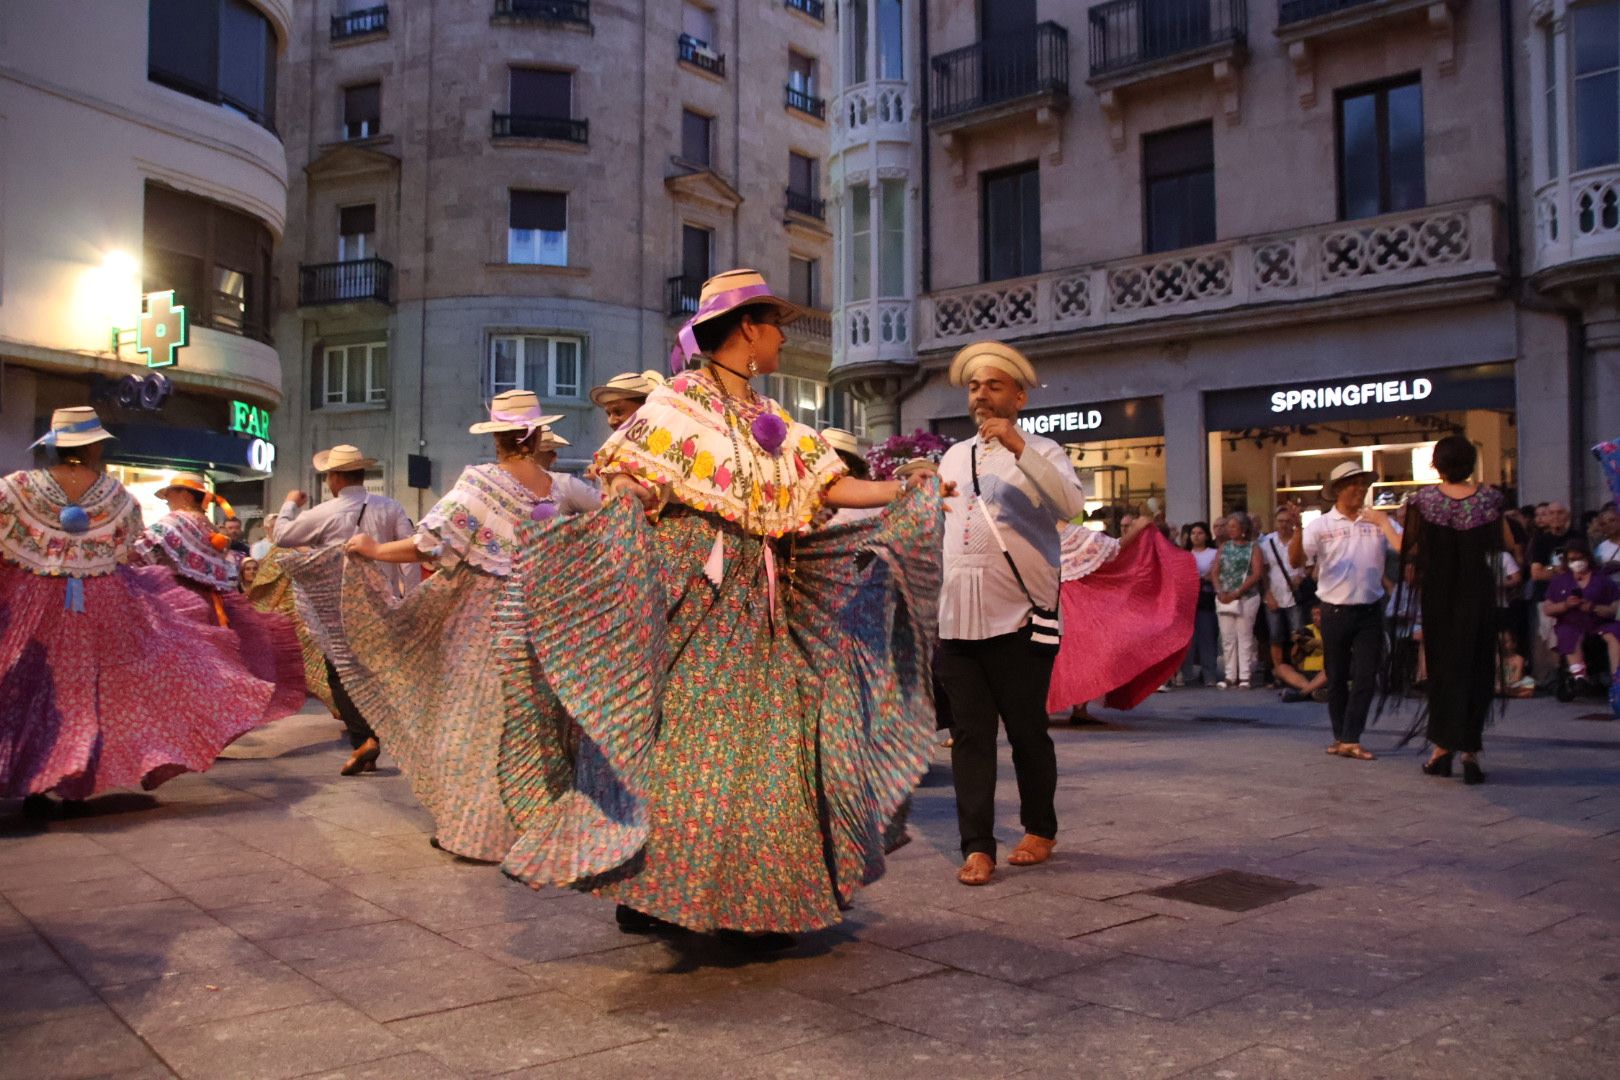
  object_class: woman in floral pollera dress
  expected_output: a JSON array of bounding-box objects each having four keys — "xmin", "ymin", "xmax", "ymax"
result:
[
  {"xmin": 0, "ymin": 408, "xmax": 297, "ymax": 815},
  {"xmin": 293, "ymin": 392, "xmax": 598, "ymax": 862},
  {"xmin": 497, "ymin": 270, "xmax": 944, "ymax": 950}
]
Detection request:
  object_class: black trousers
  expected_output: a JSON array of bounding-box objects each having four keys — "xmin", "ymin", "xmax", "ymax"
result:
[
  {"xmin": 325, "ymin": 658, "xmax": 375, "ymax": 748},
  {"xmin": 938, "ymin": 633, "xmax": 1058, "ymax": 859},
  {"xmin": 1318, "ymin": 601, "xmax": 1384, "ymax": 744}
]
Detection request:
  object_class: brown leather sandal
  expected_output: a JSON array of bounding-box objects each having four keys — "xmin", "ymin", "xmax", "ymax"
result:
[
  {"xmin": 956, "ymin": 852, "xmax": 995, "ymax": 886},
  {"xmin": 1006, "ymin": 835, "xmax": 1056, "ymax": 866}
]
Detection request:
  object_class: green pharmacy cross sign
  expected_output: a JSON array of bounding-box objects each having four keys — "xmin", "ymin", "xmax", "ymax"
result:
[
  {"xmin": 112, "ymin": 291, "xmax": 189, "ymax": 368},
  {"xmin": 137, "ymin": 291, "xmax": 188, "ymax": 368}
]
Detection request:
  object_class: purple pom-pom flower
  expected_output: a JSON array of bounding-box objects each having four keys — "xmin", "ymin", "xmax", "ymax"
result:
[
  {"xmin": 530, "ymin": 502, "xmax": 558, "ymax": 522},
  {"xmin": 751, "ymin": 412, "xmax": 788, "ymax": 455}
]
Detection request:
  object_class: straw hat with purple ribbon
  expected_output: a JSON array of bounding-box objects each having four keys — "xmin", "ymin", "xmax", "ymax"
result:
[
  {"xmin": 468, "ymin": 390, "xmax": 563, "ymax": 437},
  {"xmin": 668, "ymin": 269, "xmax": 804, "ymax": 374}
]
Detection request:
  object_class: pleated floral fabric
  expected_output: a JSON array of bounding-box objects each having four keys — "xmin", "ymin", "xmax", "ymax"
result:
[
  {"xmin": 246, "ymin": 547, "xmax": 334, "ymax": 713},
  {"xmin": 497, "ymin": 485, "xmax": 942, "ymax": 933}
]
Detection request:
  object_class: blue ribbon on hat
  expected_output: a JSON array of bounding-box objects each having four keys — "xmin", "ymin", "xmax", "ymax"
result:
[{"xmin": 31, "ymin": 416, "xmax": 104, "ymax": 449}]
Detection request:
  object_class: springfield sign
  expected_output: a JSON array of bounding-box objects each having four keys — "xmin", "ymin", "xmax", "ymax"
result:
[
  {"xmin": 1271, "ymin": 377, "xmax": 1433, "ymax": 415},
  {"xmin": 1018, "ymin": 409, "xmax": 1104, "ymax": 435}
]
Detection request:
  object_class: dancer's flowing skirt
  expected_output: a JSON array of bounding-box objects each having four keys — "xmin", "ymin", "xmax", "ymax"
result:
[
  {"xmin": 496, "ymin": 489, "xmax": 941, "ymax": 932},
  {"xmin": 247, "ymin": 548, "xmax": 334, "ymax": 712},
  {"xmin": 0, "ymin": 562, "xmax": 300, "ymax": 799}
]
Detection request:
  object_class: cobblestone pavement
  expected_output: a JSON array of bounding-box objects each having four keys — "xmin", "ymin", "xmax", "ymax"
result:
[{"xmin": 2, "ymin": 689, "xmax": 1617, "ymax": 1079}]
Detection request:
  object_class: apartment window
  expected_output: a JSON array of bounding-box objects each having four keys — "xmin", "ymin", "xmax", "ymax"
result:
[
  {"xmin": 846, "ymin": 0, "xmax": 869, "ymax": 86},
  {"xmin": 879, "ymin": 179, "xmax": 905, "ymax": 297},
  {"xmin": 148, "ymin": 0, "xmax": 278, "ymax": 131},
  {"xmin": 315, "ymin": 342, "xmax": 389, "ymax": 408},
  {"xmin": 510, "ymin": 68, "xmax": 571, "ymax": 119},
  {"xmin": 338, "ymin": 204, "xmax": 375, "ymax": 262},
  {"xmin": 1547, "ymin": 30, "xmax": 1561, "ymax": 178},
  {"xmin": 490, "ymin": 335, "xmax": 583, "ymax": 399},
  {"xmin": 981, "ymin": 163, "xmax": 1040, "ymax": 280},
  {"xmin": 789, "ymin": 255, "xmax": 819, "ymax": 308},
  {"xmin": 681, "ymin": 109, "xmax": 713, "ymax": 166},
  {"xmin": 682, "ymin": 224, "xmax": 713, "ymax": 285},
  {"xmin": 847, "ymin": 182, "xmax": 871, "ymax": 301},
  {"xmin": 1337, "ymin": 78, "xmax": 1424, "ymax": 220},
  {"xmin": 789, "ymin": 51, "xmax": 818, "ymax": 96},
  {"xmin": 765, "ymin": 374, "xmax": 866, "ymax": 435},
  {"xmin": 508, "ymin": 190, "xmax": 567, "ymax": 266},
  {"xmin": 1143, "ymin": 123, "xmax": 1214, "ymax": 253},
  {"xmin": 683, "ymin": 2, "xmax": 717, "ymax": 46},
  {"xmin": 789, "ymin": 153, "xmax": 818, "ymax": 199},
  {"xmin": 1574, "ymin": 0, "xmax": 1620, "ymax": 170},
  {"xmin": 877, "ymin": 0, "xmax": 904, "ymax": 80},
  {"xmin": 143, "ymin": 181, "xmax": 273, "ymax": 342},
  {"xmin": 343, "ymin": 83, "xmax": 380, "ymax": 140}
]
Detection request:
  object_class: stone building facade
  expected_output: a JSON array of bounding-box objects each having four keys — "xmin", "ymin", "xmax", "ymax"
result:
[
  {"xmin": 272, "ymin": 0, "xmax": 851, "ymax": 516},
  {"xmin": 830, "ymin": 0, "xmax": 1610, "ymax": 525},
  {"xmin": 0, "ymin": 0, "xmax": 290, "ymax": 522}
]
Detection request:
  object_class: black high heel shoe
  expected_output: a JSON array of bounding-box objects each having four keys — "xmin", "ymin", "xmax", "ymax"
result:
[
  {"xmin": 1463, "ymin": 759, "xmax": 1486, "ymax": 785},
  {"xmin": 1421, "ymin": 752, "xmax": 1454, "ymax": 777}
]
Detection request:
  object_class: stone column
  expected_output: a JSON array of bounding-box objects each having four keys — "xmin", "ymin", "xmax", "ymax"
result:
[
  {"xmin": 1581, "ymin": 286, "xmax": 1620, "ymax": 508},
  {"xmin": 1162, "ymin": 388, "xmax": 1207, "ymax": 528}
]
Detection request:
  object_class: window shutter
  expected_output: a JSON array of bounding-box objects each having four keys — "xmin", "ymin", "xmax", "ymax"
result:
[
  {"xmin": 339, "ymin": 204, "xmax": 377, "ymax": 236},
  {"xmin": 510, "ymin": 191, "xmax": 566, "ymax": 231},
  {"xmin": 789, "ymin": 153, "xmax": 816, "ymax": 196},
  {"xmin": 1143, "ymin": 123, "xmax": 1213, "ymax": 181},
  {"xmin": 510, "ymin": 69, "xmax": 571, "ymax": 118},
  {"xmin": 344, "ymin": 82, "xmax": 381, "ymax": 126},
  {"xmin": 310, "ymin": 345, "xmax": 325, "ymax": 410}
]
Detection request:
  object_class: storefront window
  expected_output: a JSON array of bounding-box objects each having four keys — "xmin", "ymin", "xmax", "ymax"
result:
[
  {"xmin": 143, "ymin": 182, "xmax": 274, "ymax": 343},
  {"xmin": 1574, "ymin": 0, "xmax": 1620, "ymax": 170},
  {"xmin": 149, "ymin": 0, "xmax": 278, "ymax": 132}
]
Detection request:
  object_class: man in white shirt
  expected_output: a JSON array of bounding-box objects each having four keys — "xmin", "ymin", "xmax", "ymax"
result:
[
  {"xmin": 1259, "ymin": 507, "xmax": 1307, "ymax": 680},
  {"xmin": 274, "ymin": 444, "xmax": 415, "ymax": 776},
  {"xmin": 936, "ymin": 342, "xmax": 1087, "ymax": 886},
  {"xmin": 1289, "ymin": 463, "xmax": 1401, "ymax": 761},
  {"xmin": 1594, "ymin": 505, "xmax": 1620, "ymax": 586}
]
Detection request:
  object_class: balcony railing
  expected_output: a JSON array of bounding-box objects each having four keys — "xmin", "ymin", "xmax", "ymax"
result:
[
  {"xmin": 920, "ymin": 199, "xmax": 1500, "ymax": 351},
  {"xmin": 785, "ymin": 188, "xmax": 826, "ymax": 220},
  {"xmin": 786, "ymin": 0, "xmax": 826, "ymax": 21},
  {"xmin": 331, "ymin": 4, "xmax": 388, "ymax": 40},
  {"xmin": 1534, "ymin": 165, "xmax": 1620, "ymax": 277},
  {"xmin": 793, "ymin": 310, "xmax": 832, "ymax": 340},
  {"xmin": 1088, "ymin": 0, "xmax": 1247, "ymax": 78},
  {"xmin": 679, "ymin": 34, "xmax": 726, "ymax": 77},
  {"xmin": 299, "ymin": 257, "xmax": 394, "ymax": 307},
  {"xmin": 493, "ymin": 0, "xmax": 590, "ymax": 25},
  {"xmin": 491, "ymin": 112, "xmax": 589, "ymax": 143},
  {"xmin": 1278, "ymin": 0, "xmax": 1377, "ymax": 23},
  {"xmin": 785, "ymin": 85, "xmax": 827, "ymax": 119},
  {"xmin": 667, "ymin": 275, "xmax": 702, "ymax": 317},
  {"xmin": 930, "ymin": 22, "xmax": 1069, "ymax": 121}
]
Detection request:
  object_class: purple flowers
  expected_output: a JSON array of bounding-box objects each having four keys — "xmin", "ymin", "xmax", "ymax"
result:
[
  {"xmin": 751, "ymin": 412, "xmax": 788, "ymax": 455},
  {"xmin": 530, "ymin": 502, "xmax": 558, "ymax": 522},
  {"xmin": 867, "ymin": 429, "xmax": 958, "ymax": 480}
]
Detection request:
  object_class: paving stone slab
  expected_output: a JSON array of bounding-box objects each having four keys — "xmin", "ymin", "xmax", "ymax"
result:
[
  {"xmin": 607, "ymin": 984, "xmax": 869, "ymax": 1062},
  {"xmin": 332, "ymin": 865, "xmax": 557, "ymax": 932},
  {"xmin": 444, "ymin": 911, "xmax": 638, "ymax": 969},
  {"xmin": 904, "ymin": 926, "xmax": 1112, "ymax": 985},
  {"xmin": 294, "ymin": 1052, "xmax": 466, "ymax": 1080},
  {"xmin": 1172, "ymin": 1043, "xmax": 1360, "ymax": 1080},
  {"xmin": 1198, "ymin": 986, "xmax": 1459, "ymax": 1065},
  {"xmin": 744, "ymin": 1021, "xmax": 1016, "ymax": 1080},
  {"xmin": 36, "ymin": 900, "xmax": 272, "ymax": 988},
  {"xmin": 209, "ymin": 891, "xmax": 397, "ymax": 943},
  {"xmin": 1036, "ymin": 953, "xmax": 1262, "ymax": 1019},
  {"xmin": 0, "ymin": 1008, "xmax": 165, "ymax": 1080},
  {"xmin": 0, "ymin": 967, "xmax": 101, "ymax": 1029},
  {"xmin": 143, "ymin": 1001, "xmax": 404, "ymax": 1080},
  {"xmin": 0, "ymin": 851, "xmax": 142, "ymax": 892},
  {"xmin": 992, "ymin": 1002, "xmax": 1255, "ymax": 1080},
  {"xmin": 844, "ymin": 969, "xmax": 1078, "ymax": 1045},
  {"xmin": 750, "ymin": 940, "xmax": 946, "ymax": 999},
  {"xmin": 949, "ymin": 887, "xmax": 1145, "ymax": 937},
  {"xmin": 3, "ymin": 868, "xmax": 178, "ymax": 917},
  {"xmin": 97, "ymin": 959, "xmax": 333, "ymax": 1035},
  {"xmin": 0, "ymin": 929, "xmax": 68, "ymax": 976},
  {"xmin": 257, "ymin": 919, "xmax": 469, "ymax": 975},
  {"xmin": 167, "ymin": 866, "xmax": 337, "ymax": 912},
  {"xmin": 388, "ymin": 991, "xmax": 654, "ymax": 1076},
  {"xmin": 305, "ymin": 947, "xmax": 541, "ymax": 1023}
]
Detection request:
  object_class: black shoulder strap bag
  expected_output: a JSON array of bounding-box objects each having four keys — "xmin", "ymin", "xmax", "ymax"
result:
[{"xmin": 972, "ymin": 444, "xmax": 1061, "ymax": 657}]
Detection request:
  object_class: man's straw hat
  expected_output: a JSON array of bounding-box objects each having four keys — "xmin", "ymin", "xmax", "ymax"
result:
[{"xmin": 312, "ymin": 444, "xmax": 378, "ymax": 473}]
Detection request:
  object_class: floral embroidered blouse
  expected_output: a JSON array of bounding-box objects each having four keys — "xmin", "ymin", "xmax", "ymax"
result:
[
  {"xmin": 135, "ymin": 511, "xmax": 240, "ymax": 590},
  {"xmin": 593, "ymin": 366, "xmax": 847, "ymax": 537},
  {"xmin": 1407, "ymin": 484, "xmax": 1505, "ymax": 531},
  {"xmin": 416, "ymin": 463, "xmax": 596, "ymax": 576},
  {"xmin": 0, "ymin": 470, "xmax": 142, "ymax": 579}
]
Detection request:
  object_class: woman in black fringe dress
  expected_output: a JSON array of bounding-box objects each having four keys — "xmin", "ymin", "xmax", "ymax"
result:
[{"xmin": 1388, "ymin": 435, "xmax": 1516, "ymax": 785}]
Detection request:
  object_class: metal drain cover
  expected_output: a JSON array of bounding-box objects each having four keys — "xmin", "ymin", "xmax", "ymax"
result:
[{"xmin": 1146, "ymin": 870, "xmax": 1316, "ymax": 912}]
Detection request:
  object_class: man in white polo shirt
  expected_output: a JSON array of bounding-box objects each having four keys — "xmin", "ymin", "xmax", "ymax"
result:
[{"xmin": 1289, "ymin": 463, "xmax": 1402, "ymax": 761}]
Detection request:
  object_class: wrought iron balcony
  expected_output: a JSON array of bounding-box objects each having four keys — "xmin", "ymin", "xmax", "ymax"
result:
[
  {"xmin": 785, "ymin": 188, "xmax": 826, "ymax": 221},
  {"xmin": 678, "ymin": 34, "xmax": 726, "ymax": 76},
  {"xmin": 667, "ymin": 275, "xmax": 702, "ymax": 317},
  {"xmin": 785, "ymin": 0, "xmax": 826, "ymax": 21},
  {"xmin": 929, "ymin": 22, "xmax": 1069, "ymax": 122},
  {"xmin": 491, "ymin": 112, "xmax": 589, "ymax": 143},
  {"xmin": 331, "ymin": 4, "xmax": 388, "ymax": 41},
  {"xmin": 1278, "ymin": 0, "xmax": 1378, "ymax": 23},
  {"xmin": 492, "ymin": 0, "xmax": 590, "ymax": 26},
  {"xmin": 785, "ymin": 85, "xmax": 826, "ymax": 119},
  {"xmin": 299, "ymin": 258, "xmax": 393, "ymax": 307},
  {"xmin": 1088, "ymin": 0, "xmax": 1247, "ymax": 78}
]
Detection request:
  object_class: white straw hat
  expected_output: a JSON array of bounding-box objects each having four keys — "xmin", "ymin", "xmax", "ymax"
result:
[
  {"xmin": 312, "ymin": 444, "xmax": 379, "ymax": 473},
  {"xmin": 31, "ymin": 406, "xmax": 115, "ymax": 449},
  {"xmin": 1319, "ymin": 461, "xmax": 1379, "ymax": 501},
  {"xmin": 468, "ymin": 390, "xmax": 563, "ymax": 436}
]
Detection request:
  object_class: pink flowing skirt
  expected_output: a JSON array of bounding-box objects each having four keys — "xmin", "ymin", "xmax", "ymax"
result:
[
  {"xmin": 1046, "ymin": 530, "xmax": 1200, "ymax": 713},
  {"xmin": 0, "ymin": 562, "xmax": 303, "ymax": 800}
]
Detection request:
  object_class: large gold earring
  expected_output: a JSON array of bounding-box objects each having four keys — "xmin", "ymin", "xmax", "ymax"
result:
[{"xmin": 746, "ymin": 343, "xmax": 759, "ymax": 378}]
